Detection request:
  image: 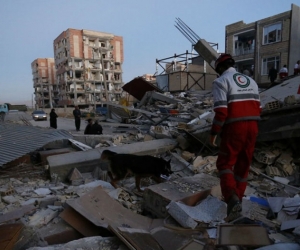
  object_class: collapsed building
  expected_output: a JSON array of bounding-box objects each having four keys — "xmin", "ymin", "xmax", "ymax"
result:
[{"xmin": 32, "ymin": 28, "xmax": 124, "ymax": 109}]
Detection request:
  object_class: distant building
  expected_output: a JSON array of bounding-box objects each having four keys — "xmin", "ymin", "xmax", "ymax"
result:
[
  {"xmin": 31, "ymin": 58, "xmax": 56, "ymax": 109},
  {"xmin": 226, "ymin": 3, "xmax": 300, "ymax": 85},
  {"xmin": 142, "ymin": 74, "xmax": 156, "ymax": 82},
  {"xmin": 53, "ymin": 28, "xmax": 124, "ymax": 107}
]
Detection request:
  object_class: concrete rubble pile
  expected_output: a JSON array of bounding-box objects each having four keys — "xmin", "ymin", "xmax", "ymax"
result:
[{"xmin": 1, "ymin": 87, "xmax": 300, "ymax": 249}]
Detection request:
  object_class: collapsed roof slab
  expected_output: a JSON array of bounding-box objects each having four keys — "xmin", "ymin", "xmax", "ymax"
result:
[
  {"xmin": 48, "ymin": 138, "xmax": 177, "ymax": 181},
  {"xmin": 122, "ymin": 77, "xmax": 163, "ymax": 101},
  {"xmin": 0, "ymin": 123, "xmax": 73, "ymax": 167}
]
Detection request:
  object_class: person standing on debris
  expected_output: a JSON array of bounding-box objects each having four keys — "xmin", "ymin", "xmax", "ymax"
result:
[
  {"xmin": 73, "ymin": 106, "xmax": 81, "ymax": 131},
  {"xmin": 90, "ymin": 119, "xmax": 103, "ymax": 134},
  {"xmin": 268, "ymin": 66, "xmax": 278, "ymax": 86},
  {"xmin": 279, "ymin": 65, "xmax": 288, "ymax": 79},
  {"xmin": 210, "ymin": 53, "xmax": 261, "ymax": 221},
  {"xmin": 49, "ymin": 108, "xmax": 58, "ymax": 129}
]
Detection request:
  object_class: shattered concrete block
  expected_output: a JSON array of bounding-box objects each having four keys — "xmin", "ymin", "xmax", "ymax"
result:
[
  {"xmin": 202, "ymin": 164, "xmax": 216, "ymax": 174},
  {"xmin": 275, "ymin": 156, "xmax": 294, "ymax": 176},
  {"xmin": 254, "ymin": 150, "xmax": 276, "ymax": 165},
  {"xmin": 181, "ymin": 151, "xmax": 195, "ymax": 161},
  {"xmin": 68, "ymin": 168, "xmax": 83, "ymax": 181},
  {"xmin": 193, "ymin": 156, "xmax": 206, "ymax": 168},
  {"xmin": 21, "ymin": 198, "xmax": 38, "ymax": 206},
  {"xmin": 34, "ymin": 188, "xmax": 51, "ymax": 196},
  {"xmin": 284, "ymin": 95, "xmax": 297, "ymax": 106},
  {"xmin": 205, "ymin": 156, "xmax": 217, "ymax": 164},
  {"xmin": 0, "ymin": 187, "xmax": 15, "ymax": 196},
  {"xmin": 28, "ymin": 208, "xmax": 59, "ymax": 228},
  {"xmin": 265, "ymin": 166, "xmax": 282, "ymax": 177},
  {"xmin": 264, "ymin": 100, "xmax": 281, "ymax": 110},
  {"xmin": 257, "ymin": 182, "xmax": 277, "ymax": 194},
  {"xmin": 113, "ymin": 135, "xmax": 123, "ymax": 145},
  {"xmin": 2, "ymin": 195, "xmax": 18, "ymax": 204},
  {"xmin": 38, "ymin": 196, "xmax": 57, "ymax": 209},
  {"xmin": 167, "ymin": 201, "xmax": 198, "ymax": 229},
  {"xmin": 136, "ymin": 133, "xmax": 144, "ymax": 140},
  {"xmin": 150, "ymin": 126, "xmax": 173, "ymax": 139},
  {"xmin": 167, "ymin": 195, "xmax": 226, "ymax": 228}
]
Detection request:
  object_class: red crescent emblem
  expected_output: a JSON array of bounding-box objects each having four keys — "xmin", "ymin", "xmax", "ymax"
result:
[{"xmin": 238, "ymin": 76, "xmax": 245, "ymax": 83}]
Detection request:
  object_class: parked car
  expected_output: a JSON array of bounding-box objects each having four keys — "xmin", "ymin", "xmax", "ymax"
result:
[{"xmin": 32, "ymin": 110, "xmax": 47, "ymax": 121}]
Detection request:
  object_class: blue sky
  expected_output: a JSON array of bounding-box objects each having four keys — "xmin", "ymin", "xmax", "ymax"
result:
[{"xmin": 0, "ymin": 0, "xmax": 299, "ymax": 104}]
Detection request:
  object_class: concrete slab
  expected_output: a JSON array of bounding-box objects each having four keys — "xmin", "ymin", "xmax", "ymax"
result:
[
  {"xmin": 48, "ymin": 139, "xmax": 177, "ymax": 181},
  {"xmin": 143, "ymin": 173, "xmax": 219, "ymax": 218}
]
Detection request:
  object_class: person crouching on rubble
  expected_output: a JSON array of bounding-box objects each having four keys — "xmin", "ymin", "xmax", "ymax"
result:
[{"xmin": 209, "ymin": 53, "xmax": 262, "ymax": 221}]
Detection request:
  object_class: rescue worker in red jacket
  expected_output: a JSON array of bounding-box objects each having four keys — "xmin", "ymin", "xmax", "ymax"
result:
[{"xmin": 210, "ymin": 54, "xmax": 261, "ymax": 221}]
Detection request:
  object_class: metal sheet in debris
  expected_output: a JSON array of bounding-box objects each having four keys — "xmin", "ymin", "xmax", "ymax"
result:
[
  {"xmin": 122, "ymin": 77, "xmax": 163, "ymax": 101},
  {"xmin": 217, "ymin": 224, "xmax": 270, "ymax": 247},
  {"xmin": 0, "ymin": 123, "xmax": 73, "ymax": 167}
]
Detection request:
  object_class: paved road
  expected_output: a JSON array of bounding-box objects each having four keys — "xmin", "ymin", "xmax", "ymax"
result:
[
  {"xmin": 31, "ymin": 117, "xmax": 80, "ymax": 131},
  {"xmin": 4, "ymin": 111, "xmax": 144, "ymax": 135}
]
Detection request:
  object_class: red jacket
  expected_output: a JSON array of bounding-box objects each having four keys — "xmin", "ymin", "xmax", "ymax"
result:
[{"xmin": 211, "ymin": 67, "xmax": 261, "ymax": 135}]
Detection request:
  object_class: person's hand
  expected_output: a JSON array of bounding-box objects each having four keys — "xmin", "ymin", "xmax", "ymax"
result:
[{"xmin": 210, "ymin": 135, "xmax": 218, "ymax": 147}]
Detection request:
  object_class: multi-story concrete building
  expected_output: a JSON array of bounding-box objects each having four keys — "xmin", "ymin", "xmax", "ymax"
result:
[
  {"xmin": 53, "ymin": 28, "xmax": 124, "ymax": 108},
  {"xmin": 31, "ymin": 58, "xmax": 56, "ymax": 109},
  {"xmin": 225, "ymin": 3, "xmax": 300, "ymax": 85}
]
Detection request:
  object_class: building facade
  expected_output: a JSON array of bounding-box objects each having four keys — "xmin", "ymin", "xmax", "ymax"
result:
[
  {"xmin": 31, "ymin": 58, "xmax": 56, "ymax": 109},
  {"xmin": 53, "ymin": 28, "xmax": 124, "ymax": 108},
  {"xmin": 225, "ymin": 4, "xmax": 300, "ymax": 85}
]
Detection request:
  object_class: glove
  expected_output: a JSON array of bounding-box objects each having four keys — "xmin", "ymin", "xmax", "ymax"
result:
[{"xmin": 210, "ymin": 135, "xmax": 218, "ymax": 147}]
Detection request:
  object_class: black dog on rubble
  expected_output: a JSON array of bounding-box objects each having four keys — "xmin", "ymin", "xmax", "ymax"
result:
[{"xmin": 100, "ymin": 150, "xmax": 173, "ymax": 192}]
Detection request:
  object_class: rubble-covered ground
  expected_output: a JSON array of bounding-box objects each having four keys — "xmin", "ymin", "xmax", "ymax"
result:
[{"xmin": 1, "ymin": 84, "xmax": 300, "ymax": 250}]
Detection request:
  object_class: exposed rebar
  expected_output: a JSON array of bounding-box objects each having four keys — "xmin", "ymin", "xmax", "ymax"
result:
[{"xmin": 175, "ymin": 18, "xmax": 201, "ymax": 45}]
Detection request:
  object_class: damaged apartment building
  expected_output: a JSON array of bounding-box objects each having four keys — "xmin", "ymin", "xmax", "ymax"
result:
[
  {"xmin": 32, "ymin": 28, "xmax": 124, "ymax": 109},
  {"xmin": 31, "ymin": 58, "xmax": 56, "ymax": 109},
  {"xmin": 225, "ymin": 3, "xmax": 300, "ymax": 85}
]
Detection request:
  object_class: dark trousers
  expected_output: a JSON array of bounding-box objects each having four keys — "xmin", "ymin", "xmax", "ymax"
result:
[{"xmin": 75, "ymin": 119, "xmax": 81, "ymax": 131}]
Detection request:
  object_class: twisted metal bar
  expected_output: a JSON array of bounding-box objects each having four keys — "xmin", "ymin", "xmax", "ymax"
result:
[{"xmin": 174, "ymin": 18, "xmax": 201, "ymax": 44}]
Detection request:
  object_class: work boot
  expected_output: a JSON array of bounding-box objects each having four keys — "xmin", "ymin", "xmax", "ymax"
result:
[{"xmin": 226, "ymin": 194, "xmax": 242, "ymax": 222}]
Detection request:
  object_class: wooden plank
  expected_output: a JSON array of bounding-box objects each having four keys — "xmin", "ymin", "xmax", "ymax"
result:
[{"xmin": 0, "ymin": 223, "xmax": 23, "ymax": 250}]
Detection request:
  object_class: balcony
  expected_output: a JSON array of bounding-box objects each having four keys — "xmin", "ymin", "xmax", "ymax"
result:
[
  {"xmin": 233, "ymin": 30, "xmax": 255, "ymax": 57},
  {"xmin": 234, "ymin": 47, "xmax": 254, "ymax": 56}
]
